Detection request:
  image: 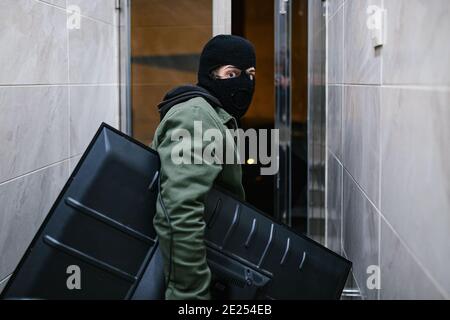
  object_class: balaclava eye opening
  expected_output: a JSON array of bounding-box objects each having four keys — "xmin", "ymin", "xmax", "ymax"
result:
[{"xmin": 197, "ymin": 35, "xmax": 256, "ymax": 119}]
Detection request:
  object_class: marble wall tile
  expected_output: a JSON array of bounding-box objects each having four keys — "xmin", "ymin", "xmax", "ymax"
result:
[
  {"xmin": 0, "ymin": 0, "xmax": 68, "ymax": 85},
  {"xmin": 327, "ymin": 85, "xmax": 343, "ymax": 160},
  {"xmin": 327, "ymin": 0, "xmax": 344, "ymax": 20},
  {"xmin": 0, "ymin": 0, "xmax": 121, "ymax": 290},
  {"xmin": 70, "ymin": 85, "xmax": 119, "ymax": 156},
  {"xmin": 69, "ymin": 154, "xmax": 82, "ymax": 174},
  {"xmin": 344, "ymin": 0, "xmax": 382, "ymax": 85},
  {"xmin": 40, "ymin": 0, "xmax": 67, "ymax": 8},
  {"xmin": 326, "ymin": 151, "xmax": 342, "ymax": 254},
  {"xmin": 381, "ymin": 88, "xmax": 450, "ymax": 295},
  {"xmin": 68, "ymin": 0, "xmax": 117, "ymax": 25},
  {"xmin": 327, "ymin": 0, "xmax": 450, "ymax": 300},
  {"xmin": 0, "ymin": 86, "xmax": 69, "ymax": 184},
  {"xmin": 380, "ymin": 218, "xmax": 446, "ymax": 300},
  {"xmin": 383, "ymin": 0, "xmax": 450, "ymax": 86},
  {"xmin": 328, "ymin": 6, "xmax": 344, "ymax": 84},
  {"xmin": 343, "ymin": 170, "xmax": 380, "ymax": 300},
  {"xmin": 343, "ymin": 85, "xmax": 380, "ymax": 206},
  {"xmin": 0, "ymin": 275, "xmax": 11, "ymax": 294},
  {"xmin": 69, "ymin": 17, "xmax": 117, "ymax": 84},
  {"xmin": 0, "ymin": 161, "xmax": 69, "ymax": 280}
]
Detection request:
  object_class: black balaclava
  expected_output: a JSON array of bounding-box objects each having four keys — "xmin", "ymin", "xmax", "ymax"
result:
[{"xmin": 197, "ymin": 35, "xmax": 256, "ymax": 119}]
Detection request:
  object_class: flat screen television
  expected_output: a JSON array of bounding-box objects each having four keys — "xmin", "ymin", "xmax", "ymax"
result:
[{"xmin": 1, "ymin": 123, "xmax": 351, "ymax": 300}]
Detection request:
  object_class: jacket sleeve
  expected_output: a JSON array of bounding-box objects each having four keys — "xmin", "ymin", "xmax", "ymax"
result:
[{"xmin": 153, "ymin": 104, "xmax": 223, "ymax": 300}]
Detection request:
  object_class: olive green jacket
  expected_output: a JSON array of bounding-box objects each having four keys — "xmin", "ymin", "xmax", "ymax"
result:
[{"xmin": 151, "ymin": 97, "xmax": 245, "ymax": 300}]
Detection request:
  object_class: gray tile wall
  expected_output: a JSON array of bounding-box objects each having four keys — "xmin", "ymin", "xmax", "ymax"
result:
[
  {"xmin": 0, "ymin": 0, "xmax": 119, "ymax": 292},
  {"xmin": 325, "ymin": 0, "xmax": 450, "ymax": 299}
]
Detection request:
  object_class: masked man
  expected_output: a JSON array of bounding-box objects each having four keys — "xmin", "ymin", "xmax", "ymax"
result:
[{"xmin": 151, "ymin": 35, "xmax": 256, "ymax": 300}]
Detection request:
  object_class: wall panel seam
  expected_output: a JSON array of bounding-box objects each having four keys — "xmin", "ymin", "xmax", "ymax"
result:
[
  {"xmin": 378, "ymin": 213, "xmax": 449, "ymax": 299},
  {"xmin": 0, "ymin": 159, "xmax": 71, "ymax": 187}
]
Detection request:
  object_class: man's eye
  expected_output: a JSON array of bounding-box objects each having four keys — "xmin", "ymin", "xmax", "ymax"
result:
[{"xmin": 227, "ymin": 72, "xmax": 238, "ymax": 78}]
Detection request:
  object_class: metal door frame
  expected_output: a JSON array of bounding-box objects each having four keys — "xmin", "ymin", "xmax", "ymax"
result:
[
  {"xmin": 274, "ymin": 0, "xmax": 292, "ymax": 226},
  {"xmin": 117, "ymin": 0, "xmax": 132, "ymax": 135}
]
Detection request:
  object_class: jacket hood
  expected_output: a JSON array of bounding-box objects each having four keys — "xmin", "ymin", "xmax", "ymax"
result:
[{"xmin": 157, "ymin": 85, "xmax": 223, "ymax": 121}]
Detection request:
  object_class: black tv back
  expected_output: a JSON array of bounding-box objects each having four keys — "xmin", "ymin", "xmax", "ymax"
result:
[
  {"xmin": 205, "ymin": 188, "xmax": 351, "ymax": 299},
  {"xmin": 1, "ymin": 124, "xmax": 351, "ymax": 300}
]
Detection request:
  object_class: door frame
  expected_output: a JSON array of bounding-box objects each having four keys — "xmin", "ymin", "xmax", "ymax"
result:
[{"xmin": 117, "ymin": 0, "xmax": 327, "ymax": 241}]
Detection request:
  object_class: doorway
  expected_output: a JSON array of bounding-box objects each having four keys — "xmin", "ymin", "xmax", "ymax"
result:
[
  {"xmin": 121, "ymin": 0, "xmax": 319, "ymax": 237},
  {"xmin": 231, "ymin": 0, "xmax": 309, "ymax": 234}
]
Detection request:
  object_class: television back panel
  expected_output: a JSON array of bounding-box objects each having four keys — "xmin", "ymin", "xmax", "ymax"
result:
[
  {"xmin": 1, "ymin": 124, "xmax": 161, "ymax": 299},
  {"xmin": 1, "ymin": 124, "xmax": 351, "ymax": 300},
  {"xmin": 204, "ymin": 188, "xmax": 352, "ymax": 300}
]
